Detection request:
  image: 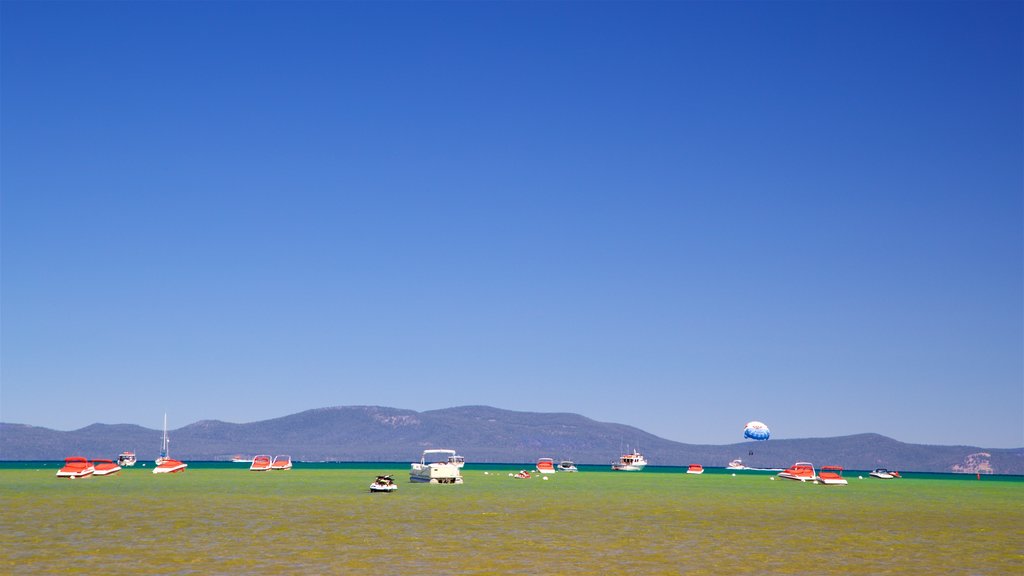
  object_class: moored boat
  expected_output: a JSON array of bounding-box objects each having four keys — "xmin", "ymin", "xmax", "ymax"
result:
[
  {"xmin": 117, "ymin": 452, "xmax": 137, "ymax": 467},
  {"xmin": 92, "ymin": 459, "xmax": 122, "ymax": 476},
  {"xmin": 870, "ymin": 468, "xmax": 897, "ymax": 479},
  {"xmin": 410, "ymin": 449, "xmax": 464, "ymax": 484},
  {"xmin": 231, "ymin": 455, "xmax": 252, "ymax": 463},
  {"xmin": 152, "ymin": 458, "xmax": 187, "ymax": 474},
  {"xmin": 250, "ymin": 455, "xmax": 273, "ymax": 471},
  {"xmin": 817, "ymin": 465, "xmax": 848, "ymax": 485},
  {"xmin": 536, "ymin": 458, "xmax": 556, "ymax": 474},
  {"xmin": 152, "ymin": 414, "xmax": 187, "ymax": 474},
  {"xmin": 513, "ymin": 470, "xmax": 532, "ymax": 479},
  {"xmin": 56, "ymin": 457, "xmax": 95, "ymax": 479},
  {"xmin": 447, "ymin": 453, "xmax": 466, "ymax": 468},
  {"xmin": 727, "ymin": 459, "xmax": 747, "ymax": 470},
  {"xmin": 557, "ymin": 460, "xmax": 578, "ymax": 472},
  {"xmin": 686, "ymin": 464, "xmax": 704, "ymax": 474},
  {"xmin": 612, "ymin": 449, "xmax": 647, "ymax": 471},
  {"xmin": 370, "ymin": 475, "xmax": 397, "ymax": 493},
  {"xmin": 271, "ymin": 455, "xmax": 292, "ymax": 470},
  {"xmin": 777, "ymin": 462, "xmax": 817, "ymax": 482}
]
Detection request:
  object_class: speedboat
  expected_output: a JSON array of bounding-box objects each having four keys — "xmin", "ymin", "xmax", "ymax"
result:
[
  {"xmin": 152, "ymin": 458, "xmax": 187, "ymax": 474},
  {"xmin": 817, "ymin": 465, "xmax": 848, "ymax": 486},
  {"xmin": 447, "ymin": 453, "xmax": 466, "ymax": 468},
  {"xmin": 536, "ymin": 458, "xmax": 556, "ymax": 474},
  {"xmin": 92, "ymin": 459, "xmax": 122, "ymax": 476},
  {"xmin": 777, "ymin": 462, "xmax": 817, "ymax": 482},
  {"xmin": 409, "ymin": 449, "xmax": 464, "ymax": 484},
  {"xmin": 271, "ymin": 455, "xmax": 293, "ymax": 470},
  {"xmin": 117, "ymin": 452, "xmax": 137, "ymax": 467},
  {"xmin": 250, "ymin": 455, "xmax": 273, "ymax": 471},
  {"xmin": 56, "ymin": 457, "xmax": 95, "ymax": 479},
  {"xmin": 513, "ymin": 470, "xmax": 532, "ymax": 479},
  {"xmin": 686, "ymin": 464, "xmax": 704, "ymax": 474},
  {"xmin": 727, "ymin": 459, "xmax": 747, "ymax": 470},
  {"xmin": 612, "ymin": 449, "xmax": 647, "ymax": 471},
  {"xmin": 557, "ymin": 460, "xmax": 578, "ymax": 472},
  {"xmin": 231, "ymin": 455, "xmax": 252, "ymax": 463},
  {"xmin": 870, "ymin": 468, "xmax": 898, "ymax": 479},
  {"xmin": 370, "ymin": 475, "xmax": 398, "ymax": 493}
]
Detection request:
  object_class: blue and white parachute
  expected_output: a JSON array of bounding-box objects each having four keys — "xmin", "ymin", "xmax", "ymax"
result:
[{"xmin": 743, "ymin": 421, "xmax": 770, "ymax": 441}]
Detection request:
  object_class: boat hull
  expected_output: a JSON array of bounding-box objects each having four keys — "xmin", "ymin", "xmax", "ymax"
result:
[{"xmin": 153, "ymin": 460, "xmax": 187, "ymax": 474}]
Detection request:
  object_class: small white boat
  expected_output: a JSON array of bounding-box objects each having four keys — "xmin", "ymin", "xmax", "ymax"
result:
[
  {"xmin": 56, "ymin": 457, "xmax": 95, "ymax": 479},
  {"xmin": 536, "ymin": 458, "xmax": 556, "ymax": 474},
  {"xmin": 270, "ymin": 455, "xmax": 293, "ymax": 471},
  {"xmin": 250, "ymin": 455, "xmax": 273, "ymax": 471},
  {"xmin": 231, "ymin": 455, "xmax": 252, "ymax": 463},
  {"xmin": 557, "ymin": 460, "xmax": 578, "ymax": 472},
  {"xmin": 447, "ymin": 453, "xmax": 465, "ymax": 468},
  {"xmin": 817, "ymin": 465, "xmax": 848, "ymax": 486},
  {"xmin": 410, "ymin": 449, "xmax": 464, "ymax": 484},
  {"xmin": 686, "ymin": 464, "xmax": 704, "ymax": 475},
  {"xmin": 870, "ymin": 468, "xmax": 899, "ymax": 479},
  {"xmin": 370, "ymin": 475, "xmax": 398, "ymax": 493},
  {"xmin": 117, "ymin": 452, "xmax": 137, "ymax": 467},
  {"xmin": 92, "ymin": 459, "xmax": 122, "ymax": 476},
  {"xmin": 777, "ymin": 462, "xmax": 817, "ymax": 482},
  {"xmin": 612, "ymin": 449, "xmax": 647, "ymax": 471},
  {"xmin": 727, "ymin": 459, "xmax": 747, "ymax": 470}
]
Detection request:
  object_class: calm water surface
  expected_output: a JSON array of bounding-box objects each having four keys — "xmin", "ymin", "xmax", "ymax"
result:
[{"xmin": 1, "ymin": 463, "xmax": 1021, "ymax": 574}]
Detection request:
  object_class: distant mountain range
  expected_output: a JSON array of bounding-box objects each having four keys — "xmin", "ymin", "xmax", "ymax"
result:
[{"xmin": 2, "ymin": 405, "xmax": 1022, "ymax": 474}]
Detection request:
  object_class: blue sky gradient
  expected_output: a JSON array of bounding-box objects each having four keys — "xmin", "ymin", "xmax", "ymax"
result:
[{"xmin": 2, "ymin": 1, "xmax": 1021, "ymax": 447}]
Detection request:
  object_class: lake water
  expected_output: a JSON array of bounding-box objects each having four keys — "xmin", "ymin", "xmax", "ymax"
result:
[{"xmin": 2, "ymin": 463, "xmax": 1020, "ymax": 574}]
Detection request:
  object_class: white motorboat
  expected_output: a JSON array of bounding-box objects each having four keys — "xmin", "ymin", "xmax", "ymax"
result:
[
  {"xmin": 410, "ymin": 449, "xmax": 464, "ymax": 484},
  {"xmin": 557, "ymin": 460, "xmax": 578, "ymax": 472},
  {"xmin": 612, "ymin": 449, "xmax": 647, "ymax": 471},
  {"xmin": 727, "ymin": 459, "xmax": 747, "ymax": 470},
  {"xmin": 870, "ymin": 468, "xmax": 899, "ymax": 479},
  {"xmin": 447, "ymin": 453, "xmax": 465, "ymax": 468},
  {"xmin": 117, "ymin": 452, "xmax": 137, "ymax": 467}
]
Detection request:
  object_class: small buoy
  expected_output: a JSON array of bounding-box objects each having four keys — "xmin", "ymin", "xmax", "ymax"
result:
[
  {"xmin": 542, "ymin": 476, "xmax": 548, "ymax": 480},
  {"xmin": 731, "ymin": 473, "xmax": 736, "ymax": 477},
  {"xmin": 508, "ymin": 473, "xmax": 513, "ymax": 477},
  {"xmin": 858, "ymin": 476, "xmax": 864, "ymax": 480},
  {"xmin": 769, "ymin": 476, "xmax": 775, "ymax": 480},
  {"xmin": 484, "ymin": 472, "xmax": 489, "ymax": 475}
]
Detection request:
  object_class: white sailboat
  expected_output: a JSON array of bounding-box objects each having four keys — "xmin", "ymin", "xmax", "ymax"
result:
[{"xmin": 153, "ymin": 413, "xmax": 187, "ymax": 474}]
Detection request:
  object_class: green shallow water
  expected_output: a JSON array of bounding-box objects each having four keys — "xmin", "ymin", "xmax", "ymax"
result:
[{"xmin": 2, "ymin": 464, "xmax": 1021, "ymax": 574}]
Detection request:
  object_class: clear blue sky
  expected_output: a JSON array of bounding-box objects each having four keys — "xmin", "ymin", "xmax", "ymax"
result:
[{"xmin": 2, "ymin": 1, "xmax": 1021, "ymax": 448}]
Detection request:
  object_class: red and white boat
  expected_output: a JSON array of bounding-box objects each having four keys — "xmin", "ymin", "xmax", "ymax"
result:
[
  {"xmin": 152, "ymin": 414, "xmax": 187, "ymax": 474},
  {"xmin": 536, "ymin": 458, "xmax": 556, "ymax": 474},
  {"xmin": 92, "ymin": 459, "xmax": 122, "ymax": 476},
  {"xmin": 250, "ymin": 455, "xmax": 273, "ymax": 471},
  {"xmin": 270, "ymin": 455, "xmax": 292, "ymax": 470},
  {"xmin": 817, "ymin": 465, "xmax": 848, "ymax": 486},
  {"xmin": 611, "ymin": 449, "xmax": 647, "ymax": 471},
  {"xmin": 513, "ymin": 470, "xmax": 531, "ymax": 479},
  {"xmin": 777, "ymin": 462, "xmax": 817, "ymax": 482},
  {"xmin": 686, "ymin": 464, "xmax": 704, "ymax": 474},
  {"xmin": 56, "ymin": 457, "xmax": 95, "ymax": 479},
  {"xmin": 153, "ymin": 458, "xmax": 187, "ymax": 474}
]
